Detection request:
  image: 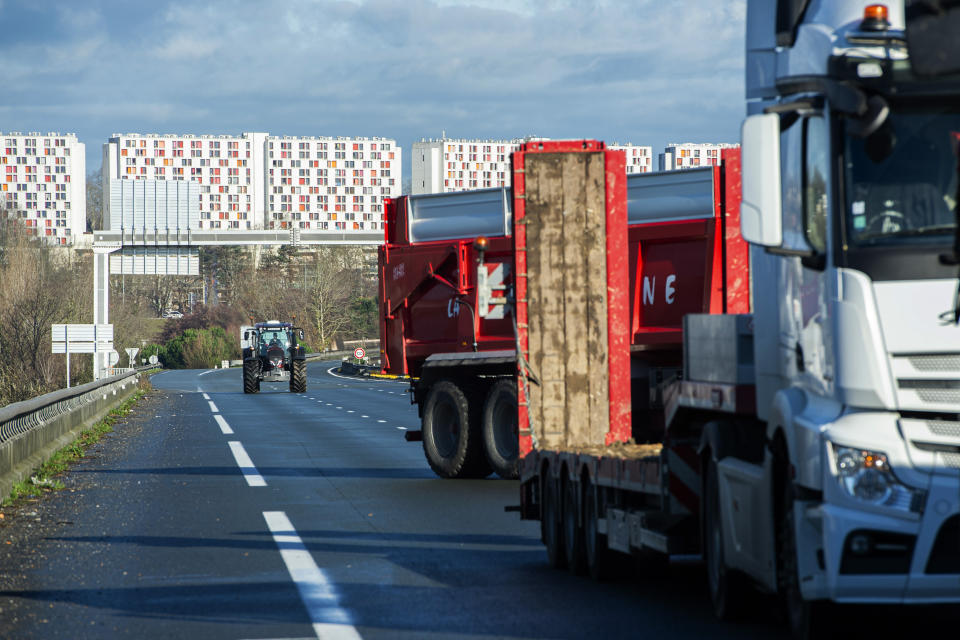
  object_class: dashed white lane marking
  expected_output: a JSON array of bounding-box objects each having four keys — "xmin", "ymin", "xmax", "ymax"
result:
[
  {"xmin": 208, "ymin": 400, "xmax": 219, "ymax": 413},
  {"xmin": 229, "ymin": 441, "xmax": 266, "ymax": 487},
  {"xmin": 202, "ymin": 393, "xmax": 210, "ymax": 400},
  {"xmin": 263, "ymin": 511, "xmax": 362, "ymax": 640},
  {"xmin": 346, "ymin": 410, "xmax": 355, "ymax": 414},
  {"xmin": 396, "ymin": 427, "xmax": 407, "ymax": 430},
  {"xmin": 361, "ymin": 415, "xmax": 369, "ymax": 418},
  {"xmin": 198, "ymin": 369, "xmax": 216, "ymax": 376},
  {"xmin": 377, "ymin": 420, "xmax": 386, "ymax": 423},
  {"xmin": 336, "ymin": 406, "xmax": 343, "ymax": 410},
  {"xmin": 214, "ymin": 415, "xmax": 233, "ymax": 435}
]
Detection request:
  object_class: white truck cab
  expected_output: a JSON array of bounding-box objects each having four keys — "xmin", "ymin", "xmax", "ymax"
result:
[{"xmin": 732, "ymin": 0, "xmax": 960, "ymax": 634}]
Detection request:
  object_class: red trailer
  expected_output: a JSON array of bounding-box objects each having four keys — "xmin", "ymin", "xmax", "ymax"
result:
[{"xmin": 378, "ymin": 143, "xmax": 747, "ymax": 486}]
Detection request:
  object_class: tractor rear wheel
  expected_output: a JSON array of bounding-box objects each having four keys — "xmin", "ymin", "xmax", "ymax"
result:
[{"xmin": 290, "ymin": 359, "xmax": 307, "ymax": 393}]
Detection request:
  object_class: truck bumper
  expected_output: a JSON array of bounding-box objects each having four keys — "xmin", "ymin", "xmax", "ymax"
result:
[{"xmin": 817, "ymin": 474, "xmax": 960, "ymax": 603}]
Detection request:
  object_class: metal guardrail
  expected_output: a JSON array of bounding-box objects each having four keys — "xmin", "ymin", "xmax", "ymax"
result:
[{"xmin": 0, "ymin": 366, "xmax": 156, "ymax": 499}]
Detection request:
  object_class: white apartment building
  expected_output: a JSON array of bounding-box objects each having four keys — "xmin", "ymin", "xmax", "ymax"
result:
[
  {"xmin": 0, "ymin": 132, "xmax": 85, "ymax": 244},
  {"xmin": 265, "ymin": 136, "xmax": 399, "ymax": 231},
  {"xmin": 609, "ymin": 142, "xmax": 654, "ymax": 174},
  {"xmin": 411, "ymin": 137, "xmax": 652, "ymax": 195},
  {"xmin": 103, "ymin": 132, "xmax": 400, "ymax": 231},
  {"xmin": 658, "ymin": 142, "xmax": 740, "ymax": 171},
  {"xmin": 104, "ymin": 132, "xmax": 267, "ymax": 231}
]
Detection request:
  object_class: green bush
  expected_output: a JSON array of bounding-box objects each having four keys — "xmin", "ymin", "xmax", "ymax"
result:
[{"xmin": 160, "ymin": 327, "xmax": 237, "ymax": 369}]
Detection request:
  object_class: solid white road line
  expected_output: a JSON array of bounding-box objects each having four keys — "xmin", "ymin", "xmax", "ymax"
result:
[
  {"xmin": 214, "ymin": 415, "xmax": 233, "ymax": 435},
  {"xmin": 208, "ymin": 400, "xmax": 219, "ymax": 413},
  {"xmin": 202, "ymin": 393, "xmax": 211, "ymax": 400},
  {"xmin": 228, "ymin": 441, "xmax": 266, "ymax": 487},
  {"xmin": 263, "ymin": 511, "xmax": 362, "ymax": 640}
]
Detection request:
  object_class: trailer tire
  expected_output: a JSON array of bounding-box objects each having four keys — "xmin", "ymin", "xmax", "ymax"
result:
[
  {"xmin": 583, "ymin": 476, "xmax": 614, "ymax": 580},
  {"xmin": 563, "ymin": 474, "xmax": 586, "ymax": 575},
  {"xmin": 541, "ymin": 470, "xmax": 566, "ymax": 569},
  {"xmin": 422, "ymin": 380, "xmax": 485, "ymax": 479},
  {"xmin": 778, "ymin": 465, "xmax": 831, "ymax": 639},
  {"xmin": 243, "ymin": 360, "xmax": 259, "ymax": 394},
  {"xmin": 481, "ymin": 379, "xmax": 519, "ymax": 479},
  {"xmin": 290, "ymin": 359, "xmax": 307, "ymax": 393},
  {"xmin": 704, "ymin": 457, "xmax": 750, "ymax": 621}
]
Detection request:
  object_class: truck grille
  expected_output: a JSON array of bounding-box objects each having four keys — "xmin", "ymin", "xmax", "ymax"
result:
[
  {"xmin": 897, "ymin": 379, "xmax": 960, "ymax": 405},
  {"xmin": 927, "ymin": 420, "xmax": 960, "ymax": 439},
  {"xmin": 907, "ymin": 355, "xmax": 960, "ymax": 373}
]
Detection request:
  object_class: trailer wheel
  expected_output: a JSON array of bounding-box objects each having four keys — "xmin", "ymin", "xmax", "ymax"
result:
[
  {"xmin": 481, "ymin": 379, "xmax": 519, "ymax": 479},
  {"xmin": 422, "ymin": 381, "xmax": 485, "ymax": 478},
  {"xmin": 563, "ymin": 474, "xmax": 586, "ymax": 575},
  {"xmin": 243, "ymin": 360, "xmax": 259, "ymax": 394},
  {"xmin": 290, "ymin": 359, "xmax": 307, "ymax": 393},
  {"xmin": 541, "ymin": 470, "xmax": 566, "ymax": 569},
  {"xmin": 583, "ymin": 476, "xmax": 613, "ymax": 580},
  {"xmin": 704, "ymin": 457, "xmax": 749, "ymax": 621},
  {"xmin": 778, "ymin": 466, "xmax": 831, "ymax": 639}
]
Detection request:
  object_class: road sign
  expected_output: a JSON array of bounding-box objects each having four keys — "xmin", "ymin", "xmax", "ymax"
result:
[
  {"xmin": 51, "ymin": 324, "xmax": 114, "ymax": 354},
  {"xmin": 125, "ymin": 347, "xmax": 139, "ymax": 367},
  {"xmin": 52, "ymin": 324, "xmax": 114, "ymax": 389},
  {"xmin": 109, "ymin": 350, "xmax": 120, "ymax": 367},
  {"xmin": 149, "ymin": 354, "xmax": 159, "ymax": 365},
  {"xmin": 354, "ymin": 347, "xmax": 366, "ymax": 359}
]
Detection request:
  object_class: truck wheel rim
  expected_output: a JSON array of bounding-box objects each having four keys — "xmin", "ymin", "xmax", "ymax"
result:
[
  {"xmin": 433, "ymin": 399, "xmax": 459, "ymax": 458},
  {"xmin": 492, "ymin": 393, "xmax": 519, "ymax": 460}
]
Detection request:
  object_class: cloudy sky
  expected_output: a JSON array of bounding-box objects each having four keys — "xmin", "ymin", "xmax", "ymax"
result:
[{"xmin": 0, "ymin": 0, "xmax": 746, "ymax": 184}]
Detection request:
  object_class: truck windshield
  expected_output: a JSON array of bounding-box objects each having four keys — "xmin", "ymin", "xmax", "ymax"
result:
[{"xmin": 843, "ymin": 105, "xmax": 959, "ymax": 247}]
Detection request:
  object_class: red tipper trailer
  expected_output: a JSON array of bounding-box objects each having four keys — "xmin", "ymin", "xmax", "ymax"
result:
[
  {"xmin": 378, "ymin": 144, "xmax": 748, "ymax": 493},
  {"xmin": 515, "ymin": 148, "xmax": 751, "ymax": 576}
]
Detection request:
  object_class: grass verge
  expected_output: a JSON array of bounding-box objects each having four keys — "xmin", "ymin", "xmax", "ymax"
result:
[{"xmin": 2, "ymin": 377, "xmax": 151, "ymax": 509}]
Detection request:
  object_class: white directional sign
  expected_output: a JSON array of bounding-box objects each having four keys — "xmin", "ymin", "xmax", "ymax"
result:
[
  {"xmin": 51, "ymin": 324, "xmax": 114, "ymax": 354},
  {"xmin": 52, "ymin": 324, "xmax": 114, "ymax": 388}
]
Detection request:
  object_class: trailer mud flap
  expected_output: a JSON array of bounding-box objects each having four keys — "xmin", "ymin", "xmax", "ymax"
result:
[
  {"xmin": 404, "ymin": 429, "xmax": 423, "ymax": 442},
  {"xmin": 607, "ymin": 508, "xmax": 630, "ymax": 553}
]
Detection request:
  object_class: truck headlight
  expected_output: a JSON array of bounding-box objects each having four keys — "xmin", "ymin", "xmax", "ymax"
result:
[{"xmin": 832, "ymin": 445, "xmax": 924, "ymax": 513}]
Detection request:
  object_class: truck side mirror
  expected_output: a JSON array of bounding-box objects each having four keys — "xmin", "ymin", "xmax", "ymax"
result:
[{"xmin": 740, "ymin": 113, "xmax": 783, "ymax": 247}]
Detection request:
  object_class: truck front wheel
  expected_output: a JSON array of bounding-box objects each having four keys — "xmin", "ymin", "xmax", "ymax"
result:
[
  {"xmin": 704, "ymin": 457, "xmax": 749, "ymax": 620},
  {"xmin": 779, "ymin": 476, "xmax": 830, "ymax": 639},
  {"xmin": 422, "ymin": 381, "xmax": 486, "ymax": 478},
  {"xmin": 481, "ymin": 379, "xmax": 519, "ymax": 479}
]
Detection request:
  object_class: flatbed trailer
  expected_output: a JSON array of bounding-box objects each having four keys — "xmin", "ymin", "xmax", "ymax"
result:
[{"xmin": 515, "ymin": 146, "xmax": 752, "ymax": 573}]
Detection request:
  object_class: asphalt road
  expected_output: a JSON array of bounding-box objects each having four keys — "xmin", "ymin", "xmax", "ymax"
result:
[{"xmin": 0, "ymin": 361, "xmax": 789, "ymax": 639}]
